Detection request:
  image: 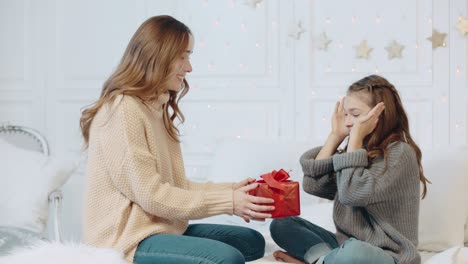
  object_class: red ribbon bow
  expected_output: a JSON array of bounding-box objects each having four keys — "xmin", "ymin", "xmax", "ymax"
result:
[{"xmin": 260, "ymin": 169, "xmax": 290, "ymax": 190}]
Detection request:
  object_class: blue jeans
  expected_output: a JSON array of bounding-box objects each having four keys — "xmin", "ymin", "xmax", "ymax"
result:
[
  {"xmin": 270, "ymin": 217, "xmax": 397, "ymax": 264},
  {"xmin": 134, "ymin": 224, "xmax": 265, "ymax": 264}
]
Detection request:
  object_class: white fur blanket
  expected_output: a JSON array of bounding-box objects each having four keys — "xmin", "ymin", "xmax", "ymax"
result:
[{"xmin": 0, "ymin": 241, "xmax": 129, "ymax": 264}]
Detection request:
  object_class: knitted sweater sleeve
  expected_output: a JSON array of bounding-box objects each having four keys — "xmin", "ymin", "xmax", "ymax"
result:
[
  {"xmin": 187, "ymin": 181, "xmax": 234, "ymax": 191},
  {"xmin": 332, "ymin": 142, "xmax": 416, "ymax": 207},
  {"xmin": 101, "ymin": 98, "xmax": 233, "ymax": 220},
  {"xmin": 300, "ymin": 147, "xmax": 338, "ymax": 200}
]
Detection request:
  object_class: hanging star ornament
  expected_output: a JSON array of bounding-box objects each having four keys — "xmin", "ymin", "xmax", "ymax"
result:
[
  {"xmin": 317, "ymin": 32, "xmax": 332, "ymax": 50},
  {"xmin": 244, "ymin": 0, "xmax": 263, "ymax": 9},
  {"xmin": 385, "ymin": 40, "xmax": 405, "ymax": 59},
  {"xmin": 288, "ymin": 20, "xmax": 306, "ymax": 40},
  {"xmin": 456, "ymin": 17, "xmax": 468, "ymax": 36},
  {"xmin": 354, "ymin": 40, "xmax": 373, "ymax": 59},
  {"xmin": 427, "ymin": 29, "xmax": 447, "ymax": 49}
]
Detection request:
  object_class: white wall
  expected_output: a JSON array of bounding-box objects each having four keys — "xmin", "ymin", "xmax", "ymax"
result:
[{"xmin": 1, "ymin": 0, "xmax": 467, "ymax": 241}]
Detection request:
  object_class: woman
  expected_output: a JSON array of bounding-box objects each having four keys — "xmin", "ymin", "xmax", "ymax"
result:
[
  {"xmin": 270, "ymin": 75, "xmax": 430, "ymax": 264},
  {"xmin": 80, "ymin": 15, "xmax": 274, "ymax": 264}
]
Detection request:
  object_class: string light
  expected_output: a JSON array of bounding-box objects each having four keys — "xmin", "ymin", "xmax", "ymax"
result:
[
  {"xmin": 241, "ymin": 22, "xmax": 246, "ymax": 32},
  {"xmin": 415, "ymin": 43, "xmax": 419, "ymax": 49},
  {"xmin": 351, "ymin": 66, "xmax": 356, "ymax": 72},
  {"xmin": 198, "ymin": 39, "xmax": 206, "ymax": 48},
  {"xmin": 440, "ymin": 95, "xmax": 448, "ymax": 103},
  {"xmin": 375, "ymin": 67, "xmax": 379, "ymax": 73},
  {"xmin": 376, "ymin": 15, "xmax": 382, "ymax": 23},
  {"xmin": 207, "ymin": 104, "xmax": 211, "ymax": 109},
  {"xmin": 213, "ymin": 18, "xmax": 221, "ymax": 28},
  {"xmin": 456, "ymin": 67, "xmax": 461, "ymax": 74},
  {"xmin": 236, "ymin": 135, "xmax": 241, "ymax": 139},
  {"xmin": 455, "ymin": 123, "xmax": 461, "ymax": 129}
]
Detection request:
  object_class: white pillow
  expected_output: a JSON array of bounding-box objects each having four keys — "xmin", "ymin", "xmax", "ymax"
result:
[
  {"xmin": 0, "ymin": 241, "xmax": 128, "ymax": 264},
  {"xmin": 0, "ymin": 138, "xmax": 76, "ymax": 235},
  {"xmin": 418, "ymin": 147, "xmax": 468, "ymax": 252},
  {"xmin": 423, "ymin": 246, "xmax": 467, "ymax": 264}
]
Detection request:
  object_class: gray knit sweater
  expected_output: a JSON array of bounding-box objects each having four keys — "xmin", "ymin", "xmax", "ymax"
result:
[{"xmin": 300, "ymin": 142, "xmax": 421, "ymax": 264}]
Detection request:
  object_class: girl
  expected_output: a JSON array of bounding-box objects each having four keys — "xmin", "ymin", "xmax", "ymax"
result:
[
  {"xmin": 270, "ymin": 75, "xmax": 429, "ymax": 264},
  {"xmin": 80, "ymin": 15, "xmax": 274, "ymax": 264}
]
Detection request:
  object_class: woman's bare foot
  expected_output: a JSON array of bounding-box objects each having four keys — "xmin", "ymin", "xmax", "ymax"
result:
[{"xmin": 273, "ymin": 250, "xmax": 305, "ymax": 264}]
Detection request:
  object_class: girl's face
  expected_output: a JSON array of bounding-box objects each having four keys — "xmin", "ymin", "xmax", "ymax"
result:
[
  {"xmin": 168, "ymin": 34, "xmax": 193, "ymax": 92},
  {"xmin": 343, "ymin": 94, "xmax": 372, "ymax": 132}
]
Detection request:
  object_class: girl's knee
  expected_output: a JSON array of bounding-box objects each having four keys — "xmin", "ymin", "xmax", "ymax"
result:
[{"xmin": 270, "ymin": 217, "xmax": 298, "ymax": 233}]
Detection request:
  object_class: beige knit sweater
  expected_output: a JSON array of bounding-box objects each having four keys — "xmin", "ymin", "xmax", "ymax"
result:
[{"xmin": 83, "ymin": 94, "xmax": 234, "ymax": 263}]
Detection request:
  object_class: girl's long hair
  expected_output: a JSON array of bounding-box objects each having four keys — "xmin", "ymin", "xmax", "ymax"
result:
[
  {"xmin": 80, "ymin": 15, "xmax": 191, "ymax": 147},
  {"xmin": 347, "ymin": 75, "xmax": 430, "ymax": 198}
]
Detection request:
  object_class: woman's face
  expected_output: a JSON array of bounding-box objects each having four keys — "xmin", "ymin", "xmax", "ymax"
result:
[
  {"xmin": 343, "ymin": 94, "xmax": 372, "ymax": 132},
  {"xmin": 168, "ymin": 34, "xmax": 194, "ymax": 92}
]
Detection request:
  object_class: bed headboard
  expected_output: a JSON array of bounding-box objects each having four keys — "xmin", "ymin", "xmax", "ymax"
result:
[{"xmin": 0, "ymin": 124, "xmax": 49, "ymax": 156}]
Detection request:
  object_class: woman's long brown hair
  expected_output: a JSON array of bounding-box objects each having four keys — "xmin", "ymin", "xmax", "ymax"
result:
[
  {"xmin": 80, "ymin": 15, "xmax": 191, "ymax": 147},
  {"xmin": 347, "ymin": 75, "xmax": 430, "ymax": 198}
]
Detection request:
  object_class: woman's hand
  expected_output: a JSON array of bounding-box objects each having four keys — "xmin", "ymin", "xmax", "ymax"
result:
[
  {"xmin": 233, "ymin": 183, "xmax": 275, "ymax": 222},
  {"xmin": 233, "ymin": 178, "xmax": 256, "ymax": 190},
  {"xmin": 331, "ymin": 98, "xmax": 349, "ymax": 143}
]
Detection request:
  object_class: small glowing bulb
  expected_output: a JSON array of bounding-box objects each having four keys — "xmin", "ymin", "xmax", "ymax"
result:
[
  {"xmin": 442, "ymin": 42, "xmax": 446, "ymax": 47},
  {"xmin": 456, "ymin": 67, "xmax": 461, "ymax": 74},
  {"xmin": 325, "ymin": 17, "xmax": 331, "ymax": 24},
  {"xmin": 207, "ymin": 104, "xmax": 211, "ymax": 109},
  {"xmin": 455, "ymin": 123, "xmax": 460, "ymax": 129},
  {"xmin": 440, "ymin": 95, "xmax": 448, "ymax": 103},
  {"xmin": 236, "ymin": 135, "xmax": 241, "ymax": 139},
  {"xmin": 351, "ymin": 66, "xmax": 356, "ymax": 72},
  {"xmin": 376, "ymin": 16, "xmax": 381, "ymax": 23},
  {"xmin": 255, "ymin": 42, "xmax": 261, "ymax": 48},
  {"xmin": 240, "ymin": 23, "xmax": 246, "ymax": 32},
  {"xmin": 415, "ymin": 44, "xmax": 419, "ymax": 49},
  {"xmin": 375, "ymin": 67, "xmax": 379, "ymax": 73}
]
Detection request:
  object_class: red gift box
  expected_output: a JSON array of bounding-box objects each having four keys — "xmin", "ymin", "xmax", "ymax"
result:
[{"xmin": 249, "ymin": 169, "xmax": 300, "ymax": 218}]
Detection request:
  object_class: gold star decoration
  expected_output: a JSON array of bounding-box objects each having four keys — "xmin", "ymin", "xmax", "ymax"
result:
[
  {"xmin": 354, "ymin": 40, "xmax": 373, "ymax": 59},
  {"xmin": 288, "ymin": 20, "xmax": 306, "ymax": 40},
  {"xmin": 456, "ymin": 17, "xmax": 468, "ymax": 36},
  {"xmin": 244, "ymin": 0, "xmax": 263, "ymax": 9},
  {"xmin": 317, "ymin": 32, "xmax": 332, "ymax": 51},
  {"xmin": 427, "ymin": 29, "xmax": 447, "ymax": 49},
  {"xmin": 385, "ymin": 40, "xmax": 405, "ymax": 59}
]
